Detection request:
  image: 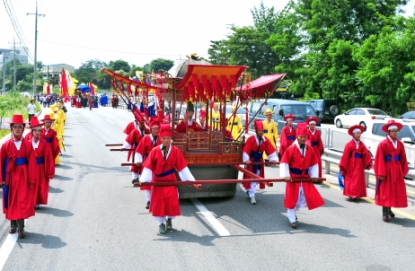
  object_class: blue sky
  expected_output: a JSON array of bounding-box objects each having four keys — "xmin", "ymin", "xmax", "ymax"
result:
[{"xmin": 1, "ymin": 0, "xmax": 414, "ymax": 68}]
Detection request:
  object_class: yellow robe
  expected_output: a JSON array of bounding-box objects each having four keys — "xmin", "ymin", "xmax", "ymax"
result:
[
  {"xmin": 51, "ymin": 112, "xmax": 64, "ymax": 164},
  {"xmin": 227, "ymin": 115, "xmax": 242, "ymax": 140},
  {"xmin": 263, "ymin": 119, "xmax": 278, "ymax": 160},
  {"xmin": 209, "ymin": 110, "xmax": 221, "ymax": 131}
]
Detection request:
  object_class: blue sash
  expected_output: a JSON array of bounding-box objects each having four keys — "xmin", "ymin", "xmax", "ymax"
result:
[
  {"xmin": 155, "ymin": 168, "xmax": 175, "ymax": 178},
  {"xmin": 287, "ymin": 135, "xmax": 295, "ymax": 141},
  {"xmin": 384, "ymin": 155, "xmax": 400, "ymax": 162},
  {"xmin": 311, "ymin": 141, "xmax": 318, "ymax": 146},
  {"xmin": 349, "ymin": 153, "xmax": 362, "ymax": 159},
  {"xmin": 250, "ymin": 151, "xmax": 263, "ymax": 174},
  {"xmin": 36, "ymin": 157, "xmax": 44, "ymax": 164},
  {"xmin": 289, "ymin": 167, "xmax": 308, "ymax": 175},
  {"xmin": 15, "ymin": 157, "xmax": 27, "ymax": 165},
  {"xmin": 231, "ymin": 122, "xmax": 238, "ymax": 125},
  {"xmin": 212, "ymin": 118, "xmax": 219, "ymax": 122},
  {"xmin": 45, "ymin": 138, "xmax": 52, "ymax": 143}
]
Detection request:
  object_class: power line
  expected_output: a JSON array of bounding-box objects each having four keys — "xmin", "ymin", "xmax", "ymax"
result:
[
  {"xmin": 39, "ymin": 39, "xmax": 183, "ymax": 57},
  {"xmin": 2, "ymin": 0, "xmax": 34, "ymax": 60}
]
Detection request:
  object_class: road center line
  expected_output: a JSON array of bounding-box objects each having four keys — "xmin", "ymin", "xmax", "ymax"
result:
[
  {"xmin": 106, "ymin": 119, "xmax": 113, "ymax": 124},
  {"xmin": 191, "ymin": 198, "xmax": 231, "ymax": 237}
]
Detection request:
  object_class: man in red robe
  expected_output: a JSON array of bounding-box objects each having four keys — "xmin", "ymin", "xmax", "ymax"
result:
[
  {"xmin": 27, "ymin": 116, "xmax": 55, "ymax": 209},
  {"xmin": 306, "ymin": 116, "xmax": 324, "ymax": 181},
  {"xmin": 339, "ymin": 125, "xmax": 372, "ymax": 201},
  {"xmin": 197, "ymin": 109, "xmax": 208, "ymax": 130},
  {"xmin": 123, "ymin": 118, "xmax": 140, "ymax": 135},
  {"xmin": 374, "ymin": 120, "xmax": 409, "ymax": 222},
  {"xmin": 134, "ymin": 119, "xmax": 161, "ymax": 209},
  {"xmin": 41, "ymin": 115, "xmax": 61, "ymax": 162},
  {"xmin": 138, "ymin": 124, "xmax": 201, "ymax": 234},
  {"xmin": 122, "ymin": 120, "xmax": 150, "ymax": 183},
  {"xmin": 242, "ymin": 120, "xmax": 277, "ymax": 204},
  {"xmin": 1, "ymin": 114, "xmax": 37, "ymax": 238},
  {"xmin": 279, "ymin": 114, "xmax": 296, "ymax": 160},
  {"xmin": 280, "ymin": 123, "xmax": 325, "ymax": 229},
  {"xmin": 175, "ymin": 102, "xmax": 203, "ymax": 133}
]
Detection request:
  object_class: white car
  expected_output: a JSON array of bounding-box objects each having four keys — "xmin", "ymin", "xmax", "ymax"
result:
[
  {"xmin": 361, "ymin": 119, "xmax": 415, "ymax": 169},
  {"xmin": 334, "ymin": 108, "xmax": 392, "ymax": 131}
]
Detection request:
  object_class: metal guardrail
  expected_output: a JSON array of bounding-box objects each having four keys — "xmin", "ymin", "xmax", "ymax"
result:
[{"xmin": 323, "ymin": 148, "xmax": 415, "ymax": 204}]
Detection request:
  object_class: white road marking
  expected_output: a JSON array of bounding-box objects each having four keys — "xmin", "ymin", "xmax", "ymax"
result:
[
  {"xmin": 0, "ymin": 233, "xmax": 17, "ymax": 270},
  {"xmin": 191, "ymin": 198, "xmax": 231, "ymax": 236},
  {"xmin": 106, "ymin": 119, "xmax": 114, "ymax": 124},
  {"xmin": 0, "ymin": 218, "xmax": 27, "ymax": 270}
]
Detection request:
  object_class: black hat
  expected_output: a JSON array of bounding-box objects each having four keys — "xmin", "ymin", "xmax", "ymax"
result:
[{"xmin": 187, "ymin": 101, "xmax": 194, "ymax": 112}]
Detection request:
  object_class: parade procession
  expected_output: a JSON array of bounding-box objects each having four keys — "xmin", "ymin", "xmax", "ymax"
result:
[{"xmin": 0, "ymin": 54, "xmax": 414, "ymax": 271}]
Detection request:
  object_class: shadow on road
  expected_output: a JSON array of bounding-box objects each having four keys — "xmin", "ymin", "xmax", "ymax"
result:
[
  {"xmin": 153, "ymin": 229, "xmax": 215, "ymax": 246},
  {"xmin": 17, "ymin": 232, "xmax": 67, "ymax": 249},
  {"xmin": 35, "ymin": 207, "xmax": 74, "ymax": 217},
  {"xmin": 48, "ymin": 186, "xmax": 64, "ymax": 193},
  {"xmin": 53, "ymin": 175, "xmax": 73, "ymax": 181}
]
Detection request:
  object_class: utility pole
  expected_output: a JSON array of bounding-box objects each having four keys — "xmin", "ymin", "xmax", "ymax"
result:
[
  {"xmin": 9, "ymin": 38, "xmax": 21, "ymax": 95},
  {"xmin": 27, "ymin": 1, "xmax": 45, "ymax": 98}
]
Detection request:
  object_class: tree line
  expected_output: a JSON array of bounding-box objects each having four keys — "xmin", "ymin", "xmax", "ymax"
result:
[
  {"xmin": 207, "ymin": 0, "xmax": 415, "ymax": 116},
  {"xmin": 0, "ymin": 58, "xmax": 174, "ymax": 94}
]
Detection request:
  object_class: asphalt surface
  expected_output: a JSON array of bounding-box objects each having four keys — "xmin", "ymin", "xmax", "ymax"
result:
[{"xmin": 0, "ymin": 105, "xmax": 414, "ymax": 271}]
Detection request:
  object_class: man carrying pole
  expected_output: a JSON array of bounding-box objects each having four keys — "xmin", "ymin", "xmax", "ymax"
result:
[
  {"xmin": 280, "ymin": 123, "xmax": 325, "ymax": 229},
  {"xmin": 138, "ymin": 123, "xmax": 201, "ymax": 234},
  {"xmin": 134, "ymin": 119, "xmax": 161, "ymax": 209},
  {"xmin": 242, "ymin": 120, "xmax": 278, "ymax": 204}
]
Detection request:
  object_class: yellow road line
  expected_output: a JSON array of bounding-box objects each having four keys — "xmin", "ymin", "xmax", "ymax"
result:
[{"xmin": 322, "ymin": 181, "xmax": 415, "ymax": 220}]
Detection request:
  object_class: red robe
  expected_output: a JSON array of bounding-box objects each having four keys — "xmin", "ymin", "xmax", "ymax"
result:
[
  {"xmin": 42, "ymin": 127, "xmax": 60, "ymax": 159},
  {"xmin": 125, "ymin": 128, "xmax": 150, "ymax": 171},
  {"xmin": 135, "ymin": 134, "xmax": 161, "ymax": 191},
  {"xmin": 279, "ymin": 125, "xmax": 296, "ymax": 159},
  {"xmin": 339, "ymin": 140, "xmax": 372, "ymax": 198},
  {"xmin": 175, "ymin": 120, "xmax": 203, "ymax": 133},
  {"xmin": 374, "ymin": 138, "xmax": 408, "ymax": 207},
  {"xmin": 1, "ymin": 138, "xmax": 37, "ymax": 220},
  {"xmin": 307, "ymin": 128, "xmax": 324, "ymax": 178},
  {"xmin": 123, "ymin": 121, "xmax": 137, "ymax": 135},
  {"xmin": 29, "ymin": 138, "xmax": 55, "ymax": 205},
  {"xmin": 281, "ymin": 143, "xmax": 325, "ymax": 210},
  {"xmin": 143, "ymin": 145, "xmax": 188, "ymax": 216},
  {"xmin": 76, "ymin": 97, "xmax": 81, "ymax": 108},
  {"xmin": 242, "ymin": 135, "xmax": 276, "ymax": 189}
]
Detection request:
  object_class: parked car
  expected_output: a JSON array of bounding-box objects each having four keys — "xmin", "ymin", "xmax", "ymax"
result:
[
  {"xmin": 361, "ymin": 119, "xmax": 415, "ymax": 169},
  {"xmin": 305, "ymin": 99, "xmax": 340, "ymax": 123},
  {"xmin": 334, "ymin": 108, "xmax": 392, "ymax": 131},
  {"xmin": 399, "ymin": 111, "xmax": 415, "ymax": 119},
  {"xmin": 248, "ymin": 99, "xmax": 319, "ymax": 134}
]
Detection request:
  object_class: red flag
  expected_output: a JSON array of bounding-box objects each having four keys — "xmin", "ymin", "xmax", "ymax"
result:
[
  {"xmin": 89, "ymin": 82, "xmax": 95, "ymax": 95},
  {"xmin": 46, "ymin": 83, "xmax": 51, "ymax": 94},
  {"xmin": 60, "ymin": 69, "xmax": 68, "ymax": 100},
  {"xmin": 210, "ymin": 95, "xmax": 215, "ymax": 109}
]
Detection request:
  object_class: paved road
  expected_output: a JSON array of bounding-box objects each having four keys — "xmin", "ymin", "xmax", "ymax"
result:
[{"xmin": 0, "ymin": 105, "xmax": 414, "ymax": 271}]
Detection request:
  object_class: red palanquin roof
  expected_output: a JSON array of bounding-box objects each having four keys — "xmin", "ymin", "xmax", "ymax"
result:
[
  {"xmin": 176, "ymin": 64, "xmax": 246, "ymax": 102},
  {"xmin": 101, "ymin": 68, "xmax": 166, "ymax": 91},
  {"xmin": 237, "ymin": 74, "xmax": 286, "ymax": 94}
]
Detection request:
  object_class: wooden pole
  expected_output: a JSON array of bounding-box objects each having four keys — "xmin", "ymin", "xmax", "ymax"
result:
[{"xmin": 137, "ymin": 178, "xmax": 326, "ymax": 186}]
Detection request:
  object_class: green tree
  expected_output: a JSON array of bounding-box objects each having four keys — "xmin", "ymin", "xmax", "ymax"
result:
[
  {"xmin": 208, "ymin": 40, "xmax": 231, "ymax": 64},
  {"xmin": 108, "ymin": 59, "xmax": 131, "ymax": 72},
  {"xmin": 353, "ymin": 16, "xmax": 415, "ymax": 115},
  {"xmin": 149, "ymin": 58, "xmax": 174, "ymax": 73}
]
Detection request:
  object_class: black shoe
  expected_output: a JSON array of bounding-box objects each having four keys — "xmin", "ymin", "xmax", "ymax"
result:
[
  {"xmin": 165, "ymin": 218, "xmax": 172, "ymax": 231},
  {"xmin": 132, "ymin": 178, "xmax": 138, "ymax": 184},
  {"xmin": 290, "ymin": 222, "xmax": 297, "ymax": 229},
  {"xmin": 159, "ymin": 223, "xmax": 167, "ymax": 234},
  {"xmin": 145, "ymin": 201, "xmax": 150, "ymax": 209},
  {"xmin": 246, "ymin": 191, "xmax": 249, "ymax": 197},
  {"xmin": 389, "ymin": 208, "xmax": 395, "ymax": 218}
]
